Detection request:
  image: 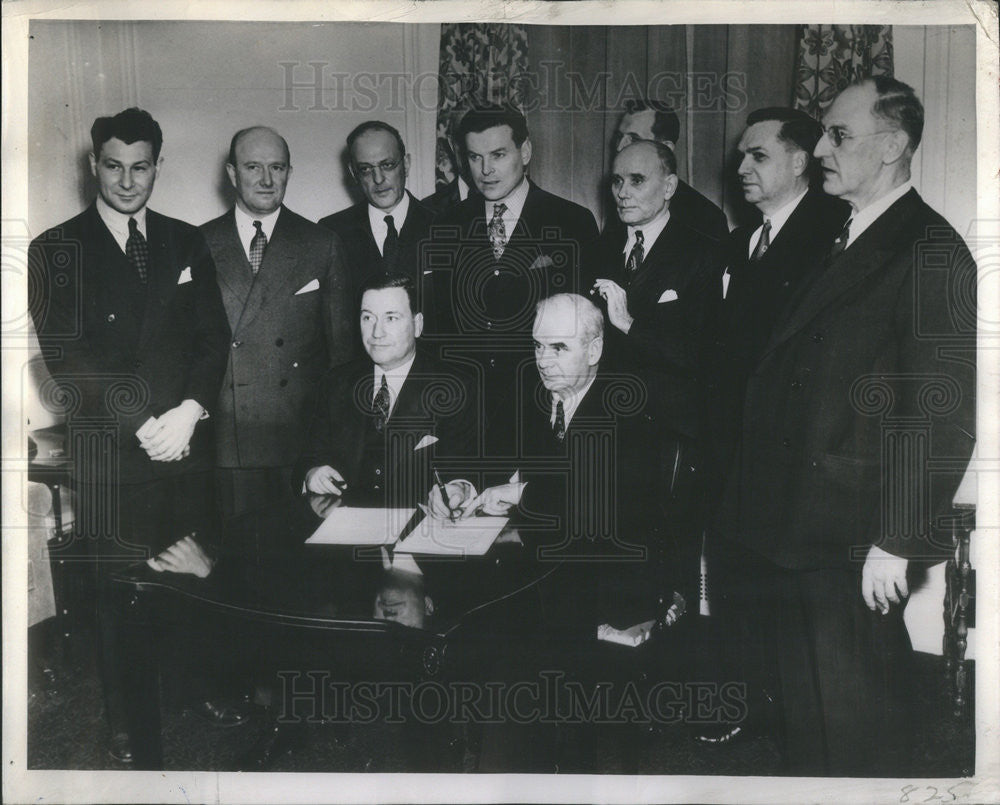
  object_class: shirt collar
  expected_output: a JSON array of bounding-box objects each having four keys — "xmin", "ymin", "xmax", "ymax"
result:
[
  {"xmin": 484, "ymin": 176, "xmax": 530, "ymax": 231},
  {"xmin": 234, "ymin": 204, "xmax": 281, "ymax": 257},
  {"xmin": 374, "ymin": 351, "xmax": 417, "ymax": 416},
  {"xmin": 747, "ymin": 187, "xmax": 808, "ymax": 258},
  {"xmin": 96, "ymin": 196, "xmax": 147, "ymax": 251},
  {"xmin": 368, "ymin": 191, "xmax": 410, "ymax": 234},
  {"xmin": 625, "ymin": 207, "xmax": 671, "ymax": 255},
  {"xmin": 846, "ymin": 181, "xmax": 913, "ymax": 248},
  {"xmin": 550, "ymin": 374, "xmax": 598, "ymax": 430},
  {"xmin": 457, "ymin": 175, "xmax": 470, "ymax": 201}
]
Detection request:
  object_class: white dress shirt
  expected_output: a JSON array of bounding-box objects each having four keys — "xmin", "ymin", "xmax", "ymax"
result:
[
  {"xmin": 623, "ymin": 208, "xmax": 671, "ymax": 263},
  {"xmin": 745, "ymin": 187, "xmax": 808, "ymax": 259},
  {"xmin": 368, "ymin": 191, "xmax": 411, "ymax": 256},
  {"xmin": 373, "ymin": 351, "xmax": 416, "ymax": 418},
  {"xmin": 484, "ymin": 176, "xmax": 530, "ymax": 236},
  {"xmin": 549, "ymin": 375, "xmax": 598, "ymax": 430},
  {"xmin": 457, "ymin": 175, "xmax": 470, "ymax": 202},
  {"xmin": 234, "ymin": 205, "xmax": 280, "ymax": 262},
  {"xmin": 843, "ymin": 181, "xmax": 913, "ymax": 250},
  {"xmin": 96, "ymin": 196, "xmax": 147, "ymax": 254}
]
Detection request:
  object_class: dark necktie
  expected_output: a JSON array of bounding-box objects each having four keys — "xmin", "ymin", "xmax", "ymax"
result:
[
  {"xmin": 382, "ymin": 214, "xmax": 399, "ymax": 269},
  {"xmin": 750, "ymin": 219, "xmax": 771, "ymax": 262},
  {"xmin": 553, "ymin": 398, "xmax": 566, "ymax": 441},
  {"xmin": 126, "ymin": 217, "xmax": 149, "ymax": 283},
  {"xmin": 249, "ymin": 220, "xmax": 267, "ymax": 275},
  {"xmin": 625, "ymin": 230, "xmax": 644, "ymax": 277},
  {"xmin": 373, "ymin": 374, "xmax": 391, "ymax": 433},
  {"xmin": 829, "ymin": 218, "xmax": 852, "ymax": 258},
  {"xmin": 488, "ymin": 203, "xmax": 508, "ymax": 260}
]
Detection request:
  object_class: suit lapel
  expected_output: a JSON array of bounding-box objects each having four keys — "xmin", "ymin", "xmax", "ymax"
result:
[
  {"xmin": 213, "ymin": 209, "xmax": 255, "ymax": 311},
  {"xmin": 762, "ymin": 190, "xmax": 918, "ymax": 358},
  {"xmin": 237, "ymin": 208, "xmax": 306, "ymax": 331}
]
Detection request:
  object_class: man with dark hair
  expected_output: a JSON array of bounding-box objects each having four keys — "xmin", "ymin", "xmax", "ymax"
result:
[
  {"xmin": 201, "ymin": 126, "xmax": 353, "ymax": 522},
  {"xmin": 613, "ymin": 99, "xmax": 729, "ymax": 241},
  {"xmin": 29, "ymin": 107, "xmax": 233, "ymax": 763},
  {"xmin": 319, "ymin": 120, "xmax": 436, "ymax": 296},
  {"xmin": 425, "ymin": 102, "xmax": 599, "ymax": 457},
  {"xmin": 710, "ymin": 81, "xmax": 976, "ymax": 774},
  {"xmin": 294, "ymin": 273, "xmax": 477, "ymax": 507}
]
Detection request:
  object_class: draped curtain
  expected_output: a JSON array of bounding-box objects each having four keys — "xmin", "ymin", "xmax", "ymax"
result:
[
  {"xmin": 434, "ymin": 23, "xmax": 529, "ymax": 188},
  {"xmin": 793, "ymin": 25, "xmax": 894, "ymax": 116}
]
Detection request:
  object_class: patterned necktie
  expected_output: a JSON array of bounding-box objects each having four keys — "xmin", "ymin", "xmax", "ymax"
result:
[
  {"xmin": 249, "ymin": 220, "xmax": 267, "ymax": 275},
  {"xmin": 625, "ymin": 230, "xmax": 644, "ymax": 276},
  {"xmin": 829, "ymin": 218, "xmax": 852, "ymax": 258},
  {"xmin": 373, "ymin": 374, "xmax": 391, "ymax": 433},
  {"xmin": 553, "ymin": 398, "xmax": 566, "ymax": 441},
  {"xmin": 750, "ymin": 219, "xmax": 771, "ymax": 262},
  {"xmin": 382, "ymin": 214, "xmax": 399, "ymax": 271},
  {"xmin": 126, "ymin": 217, "xmax": 149, "ymax": 283},
  {"xmin": 488, "ymin": 203, "xmax": 508, "ymax": 260}
]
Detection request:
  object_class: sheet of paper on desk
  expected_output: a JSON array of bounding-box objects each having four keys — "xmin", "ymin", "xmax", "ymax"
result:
[
  {"xmin": 305, "ymin": 507, "xmax": 416, "ymax": 545},
  {"xmin": 395, "ymin": 516, "xmax": 509, "ymax": 556}
]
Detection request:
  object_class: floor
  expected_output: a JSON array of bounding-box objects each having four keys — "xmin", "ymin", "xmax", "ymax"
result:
[{"xmin": 27, "ymin": 619, "xmax": 975, "ymax": 776}]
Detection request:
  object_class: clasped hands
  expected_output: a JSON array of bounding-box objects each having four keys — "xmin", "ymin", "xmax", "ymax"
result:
[{"xmin": 136, "ymin": 399, "xmax": 204, "ymax": 462}]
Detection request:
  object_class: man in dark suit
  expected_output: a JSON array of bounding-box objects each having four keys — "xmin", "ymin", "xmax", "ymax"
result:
[
  {"xmin": 29, "ymin": 108, "xmax": 233, "ymax": 762},
  {"xmin": 425, "ymin": 103, "xmax": 600, "ymax": 457},
  {"xmin": 201, "ymin": 126, "xmax": 353, "ymax": 521},
  {"xmin": 295, "ymin": 273, "xmax": 477, "ymax": 508},
  {"xmin": 712, "ymin": 79, "xmax": 976, "ymax": 775},
  {"xmin": 319, "ymin": 121, "xmax": 436, "ymax": 298},
  {"xmin": 613, "ymin": 99, "xmax": 729, "ymax": 242},
  {"xmin": 697, "ymin": 106, "xmax": 850, "ymax": 745}
]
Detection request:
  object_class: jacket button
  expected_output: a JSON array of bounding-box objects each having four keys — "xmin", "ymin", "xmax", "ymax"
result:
[
  {"xmin": 486, "ymin": 321, "xmax": 493, "ymax": 329},
  {"xmin": 493, "ymin": 269, "xmax": 500, "ymax": 277},
  {"xmin": 375, "ymin": 468, "xmax": 382, "ymax": 476},
  {"xmin": 782, "ymin": 438, "xmax": 791, "ymax": 447},
  {"xmin": 279, "ymin": 379, "xmax": 288, "ymax": 387},
  {"xmin": 292, "ymin": 362, "xmax": 299, "ymax": 369},
  {"xmin": 106, "ymin": 313, "xmax": 116, "ymax": 322},
  {"xmin": 791, "ymin": 380, "xmax": 802, "ymax": 390},
  {"xmin": 232, "ymin": 340, "xmax": 241, "ymax": 349},
  {"xmin": 275, "ymin": 338, "xmax": 284, "ymax": 347},
  {"xmin": 489, "ymin": 358, "xmax": 496, "ymax": 368},
  {"xmin": 812, "ymin": 332, "xmax": 823, "ymax": 343}
]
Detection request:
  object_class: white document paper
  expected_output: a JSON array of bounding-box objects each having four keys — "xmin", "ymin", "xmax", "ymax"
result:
[
  {"xmin": 395, "ymin": 515, "xmax": 508, "ymax": 556},
  {"xmin": 305, "ymin": 507, "xmax": 416, "ymax": 545}
]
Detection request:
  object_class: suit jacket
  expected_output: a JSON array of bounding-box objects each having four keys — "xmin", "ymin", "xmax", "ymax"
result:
[
  {"xmin": 589, "ymin": 216, "xmax": 721, "ymax": 440},
  {"xmin": 714, "ymin": 189, "xmax": 976, "ymax": 568},
  {"xmin": 293, "ymin": 349, "xmax": 478, "ymax": 508},
  {"xmin": 201, "ymin": 206, "xmax": 354, "ymax": 468},
  {"xmin": 29, "ymin": 204, "xmax": 231, "ymax": 483},
  {"xmin": 671, "ymin": 178, "xmax": 730, "ymax": 242},
  {"xmin": 318, "ymin": 191, "xmax": 435, "ymax": 291},
  {"xmin": 421, "ymin": 177, "xmax": 481, "ymax": 217},
  {"xmin": 701, "ymin": 190, "xmax": 850, "ymax": 510}
]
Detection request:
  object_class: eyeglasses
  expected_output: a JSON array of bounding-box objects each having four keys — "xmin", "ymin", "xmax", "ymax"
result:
[
  {"xmin": 821, "ymin": 125, "xmax": 896, "ymax": 148},
  {"xmin": 354, "ymin": 159, "xmax": 402, "ymax": 178}
]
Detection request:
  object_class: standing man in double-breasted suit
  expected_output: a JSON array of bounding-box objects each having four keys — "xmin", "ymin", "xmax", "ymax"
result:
[
  {"xmin": 713, "ymin": 79, "xmax": 976, "ymax": 775},
  {"xmin": 425, "ymin": 103, "xmax": 600, "ymax": 457},
  {"xmin": 29, "ymin": 108, "xmax": 233, "ymax": 762},
  {"xmin": 319, "ymin": 121, "xmax": 436, "ymax": 303},
  {"xmin": 201, "ymin": 126, "xmax": 353, "ymax": 521}
]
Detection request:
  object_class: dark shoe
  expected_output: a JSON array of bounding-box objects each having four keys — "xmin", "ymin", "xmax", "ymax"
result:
[
  {"xmin": 108, "ymin": 731, "xmax": 134, "ymax": 764},
  {"xmin": 235, "ymin": 721, "xmax": 303, "ymax": 771},
  {"xmin": 694, "ymin": 724, "xmax": 744, "ymax": 745},
  {"xmin": 183, "ymin": 698, "xmax": 252, "ymax": 728}
]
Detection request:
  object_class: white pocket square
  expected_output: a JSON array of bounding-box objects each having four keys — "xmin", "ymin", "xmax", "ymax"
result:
[
  {"xmin": 177, "ymin": 266, "xmax": 192, "ymax": 284},
  {"xmin": 657, "ymin": 289, "xmax": 679, "ymax": 303},
  {"xmin": 414, "ymin": 434, "xmax": 439, "ymax": 452},
  {"xmin": 295, "ymin": 278, "xmax": 320, "ymax": 295}
]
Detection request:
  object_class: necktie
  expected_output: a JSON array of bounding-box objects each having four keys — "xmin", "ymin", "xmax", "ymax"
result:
[
  {"xmin": 126, "ymin": 217, "xmax": 149, "ymax": 283},
  {"xmin": 625, "ymin": 230, "xmax": 645, "ymax": 276},
  {"xmin": 553, "ymin": 399, "xmax": 566, "ymax": 441},
  {"xmin": 249, "ymin": 220, "xmax": 267, "ymax": 275},
  {"xmin": 373, "ymin": 374, "xmax": 391, "ymax": 433},
  {"xmin": 829, "ymin": 218, "xmax": 852, "ymax": 258},
  {"xmin": 750, "ymin": 219, "xmax": 771, "ymax": 262},
  {"xmin": 488, "ymin": 203, "xmax": 508, "ymax": 260},
  {"xmin": 382, "ymin": 214, "xmax": 399, "ymax": 269}
]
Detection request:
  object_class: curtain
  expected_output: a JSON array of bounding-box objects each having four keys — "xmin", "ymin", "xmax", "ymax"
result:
[
  {"xmin": 433, "ymin": 23, "xmax": 529, "ymax": 188},
  {"xmin": 793, "ymin": 25, "xmax": 894, "ymax": 117}
]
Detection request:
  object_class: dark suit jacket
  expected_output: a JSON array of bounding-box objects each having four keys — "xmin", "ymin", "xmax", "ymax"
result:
[
  {"xmin": 29, "ymin": 204, "xmax": 231, "ymax": 484},
  {"xmin": 318, "ymin": 191, "xmax": 435, "ymax": 292},
  {"xmin": 293, "ymin": 349, "xmax": 478, "ymax": 508},
  {"xmin": 589, "ymin": 216, "xmax": 721, "ymax": 440},
  {"xmin": 420, "ymin": 177, "xmax": 480, "ymax": 217},
  {"xmin": 201, "ymin": 206, "xmax": 354, "ymax": 468},
  {"xmin": 701, "ymin": 190, "xmax": 850, "ymax": 510},
  {"xmin": 714, "ymin": 189, "xmax": 976, "ymax": 568},
  {"xmin": 671, "ymin": 178, "xmax": 730, "ymax": 242}
]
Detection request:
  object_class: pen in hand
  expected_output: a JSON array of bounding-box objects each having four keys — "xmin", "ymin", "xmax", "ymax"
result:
[{"xmin": 433, "ymin": 469, "xmax": 457, "ymax": 522}]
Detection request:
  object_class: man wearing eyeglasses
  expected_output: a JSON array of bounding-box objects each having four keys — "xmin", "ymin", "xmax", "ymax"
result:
[
  {"xmin": 319, "ymin": 121, "xmax": 436, "ymax": 296},
  {"xmin": 711, "ymin": 79, "xmax": 976, "ymax": 775}
]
